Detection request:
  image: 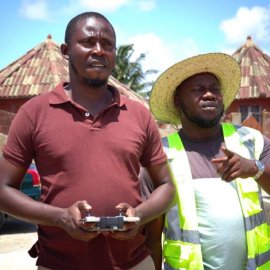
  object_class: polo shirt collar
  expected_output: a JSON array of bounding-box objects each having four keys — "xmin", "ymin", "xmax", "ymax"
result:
[{"xmin": 49, "ymin": 82, "xmax": 126, "ymax": 108}]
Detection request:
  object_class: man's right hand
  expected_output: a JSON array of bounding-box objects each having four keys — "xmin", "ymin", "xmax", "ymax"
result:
[{"xmin": 58, "ymin": 200, "xmax": 100, "ymax": 241}]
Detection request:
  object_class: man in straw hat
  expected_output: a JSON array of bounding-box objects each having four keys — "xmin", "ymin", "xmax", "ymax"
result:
[{"xmin": 147, "ymin": 53, "xmax": 270, "ymax": 269}]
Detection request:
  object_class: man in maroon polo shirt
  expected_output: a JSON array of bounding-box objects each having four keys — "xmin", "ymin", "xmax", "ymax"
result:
[{"xmin": 0, "ymin": 12, "xmax": 175, "ymax": 270}]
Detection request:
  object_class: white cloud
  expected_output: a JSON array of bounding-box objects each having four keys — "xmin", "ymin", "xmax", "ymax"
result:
[
  {"xmin": 220, "ymin": 6, "xmax": 270, "ymax": 47},
  {"xmin": 18, "ymin": 0, "xmax": 156, "ymax": 21},
  {"xmin": 125, "ymin": 33, "xmax": 200, "ymax": 80},
  {"xmin": 19, "ymin": 0, "xmax": 50, "ymax": 21},
  {"xmin": 76, "ymin": 0, "xmax": 130, "ymax": 12},
  {"xmin": 74, "ymin": 0, "xmax": 155, "ymax": 12}
]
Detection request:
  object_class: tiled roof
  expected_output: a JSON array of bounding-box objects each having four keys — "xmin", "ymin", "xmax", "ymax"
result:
[
  {"xmin": 0, "ymin": 35, "xmax": 148, "ymax": 107},
  {"xmin": 0, "ymin": 35, "xmax": 69, "ymax": 98},
  {"xmin": 108, "ymin": 75, "xmax": 148, "ymax": 107},
  {"xmin": 232, "ymin": 36, "xmax": 270, "ymax": 99}
]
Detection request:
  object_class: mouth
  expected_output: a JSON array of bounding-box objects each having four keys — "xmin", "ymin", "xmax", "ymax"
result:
[
  {"xmin": 88, "ymin": 60, "xmax": 106, "ymax": 69},
  {"xmin": 200, "ymin": 101, "xmax": 218, "ymax": 111}
]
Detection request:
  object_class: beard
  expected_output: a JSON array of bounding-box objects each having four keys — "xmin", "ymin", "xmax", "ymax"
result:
[
  {"xmin": 70, "ymin": 57, "xmax": 107, "ymax": 88},
  {"xmin": 83, "ymin": 78, "xmax": 107, "ymax": 88},
  {"xmin": 180, "ymin": 103, "xmax": 224, "ymax": 128}
]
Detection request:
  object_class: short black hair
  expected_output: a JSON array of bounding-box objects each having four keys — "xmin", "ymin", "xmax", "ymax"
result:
[{"xmin": 64, "ymin": 12, "xmax": 116, "ymax": 45}]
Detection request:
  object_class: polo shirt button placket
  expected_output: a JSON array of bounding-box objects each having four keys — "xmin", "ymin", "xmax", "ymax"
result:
[
  {"xmin": 84, "ymin": 111, "xmax": 93, "ymax": 127},
  {"xmin": 84, "ymin": 112, "xmax": 100, "ymax": 130}
]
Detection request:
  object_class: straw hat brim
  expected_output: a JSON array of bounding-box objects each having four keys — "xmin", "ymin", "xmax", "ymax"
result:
[{"xmin": 149, "ymin": 53, "xmax": 241, "ymax": 125}]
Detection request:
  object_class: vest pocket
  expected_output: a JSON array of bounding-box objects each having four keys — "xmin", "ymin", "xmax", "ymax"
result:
[
  {"xmin": 163, "ymin": 239, "xmax": 204, "ymax": 270},
  {"xmin": 255, "ymin": 224, "xmax": 270, "ymax": 254}
]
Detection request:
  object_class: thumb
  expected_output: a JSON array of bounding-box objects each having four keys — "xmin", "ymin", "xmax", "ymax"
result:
[
  {"xmin": 221, "ymin": 146, "xmax": 234, "ymax": 158},
  {"xmin": 77, "ymin": 200, "xmax": 92, "ymax": 212}
]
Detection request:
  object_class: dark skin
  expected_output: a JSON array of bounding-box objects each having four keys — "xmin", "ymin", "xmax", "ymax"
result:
[
  {"xmin": 174, "ymin": 72, "xmax": 270, "ymax": 193},
  {"xmin": 144, "ymin": 215, "xmax": 165, "ymax": 270},
  {"xmin": 0, "ymin": 16, "xmax": 175, "ymax": 245},
  {"xmin": 146, "ymin": 72, "xmax": 270, "ymax": 269}
]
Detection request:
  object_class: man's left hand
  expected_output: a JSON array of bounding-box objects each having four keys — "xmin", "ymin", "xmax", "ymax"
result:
[
  {"xmin": 106, "ymin": 202, "xmax": 141, "ymax": 240},
  {"xmin": 211, "ymin": 146, "xmax": 257, "ymax": 181}
]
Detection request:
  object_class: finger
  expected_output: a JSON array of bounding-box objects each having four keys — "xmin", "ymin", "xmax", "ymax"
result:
[
  {"xmin": 221, "ymin": 146, "xmax": 234, "ymax": 158},
  {"xmin": 211, "ymin": 156, "xmax": 228, "ymax": 163},
  {"xmin": 221, "ymin": 163, "xmax": 238, "ymax": 181},
  {"xmin": 77, "ymin": 200, "xmax": 92, "ymax": 212},
  {"xmin": 115, "ymin": 203, "xmax": 136, "ymax": 217},
  {"xmin": 115, "ymin": 202, "xmax": 130, "ymax": 212},
  {"xmin": 211, "ymin": 156, "xmax": 228, "ymax": 176},
  {"xmin": 126, "ymin": 207, "xmax": 136, "ymax": 217}
]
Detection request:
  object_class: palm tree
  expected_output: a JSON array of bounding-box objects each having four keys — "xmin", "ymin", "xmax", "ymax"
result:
[{"xmin": 112, "ymin": 44, "xmax": 157, "ymax": 97}]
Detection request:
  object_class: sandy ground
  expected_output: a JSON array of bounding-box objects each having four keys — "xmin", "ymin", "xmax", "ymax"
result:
[{"xmin": 0, "ymin": 217, "xmax": 38, "ymax": 270}]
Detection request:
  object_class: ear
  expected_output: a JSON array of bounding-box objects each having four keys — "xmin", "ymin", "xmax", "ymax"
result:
[{"xmin": 60, "ymin": 43, "xmax": 69, "ymax": 60}]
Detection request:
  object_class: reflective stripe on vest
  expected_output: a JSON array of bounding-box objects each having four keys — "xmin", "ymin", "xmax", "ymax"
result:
[
  {"xmin": 163, "ymin": 131, "xmax": 204, "ymax": 270},
  {"xmin": 222, "ymin": 123, "xmax": 270, "ymax": 270},
  {"xmin": 163, "ymin": 123, "xmax": 270, "ymax": 270}
]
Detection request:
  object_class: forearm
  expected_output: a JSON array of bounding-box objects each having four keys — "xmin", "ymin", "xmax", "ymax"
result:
[
  {"xmin": 135, "ymin": 182, "xmax": 175, "ymax": 225},
  {"xmin": 0, "ymin": 185, "xmax": 64, "ymax": 227}
]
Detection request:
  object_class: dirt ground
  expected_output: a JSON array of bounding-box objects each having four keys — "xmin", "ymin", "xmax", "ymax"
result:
[{"xmin": 0, "ymin": 217, "xmax": 38, "ymax": 270}]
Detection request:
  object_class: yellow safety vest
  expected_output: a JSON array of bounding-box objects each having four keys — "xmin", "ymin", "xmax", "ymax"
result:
[{"xmin": 163, "ymin": 123, "xmax": 270, "ymax": 270}]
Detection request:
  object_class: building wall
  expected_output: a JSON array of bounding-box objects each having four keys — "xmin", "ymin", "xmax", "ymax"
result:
[
  {"xmin": 226, "ymin": 98, "xmax": 270, "ymax": 138},
  {"xmin": 0, "ymin": 98, "xmax": 29, "ymax": 113},
  {"xmin": 227, "ymin": 98, "xmax": 270, "ymax": 113},
  {"xmin": 0, "ymin": 98, "xmax": 30, "ymax": 135},
  {"xmin": 0, "ymin": 110, "xmax": 15, "ymax": 135}
]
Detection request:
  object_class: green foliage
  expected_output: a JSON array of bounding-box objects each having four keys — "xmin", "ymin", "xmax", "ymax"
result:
[{"xmin": 112, "ymin": 44, "xmax": 158, "ymax": 97}]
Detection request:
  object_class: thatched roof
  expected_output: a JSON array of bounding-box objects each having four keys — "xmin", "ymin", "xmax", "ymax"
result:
[{"xmin": 232, "ymin": 36, "xmax": 270, "ymax": 99}]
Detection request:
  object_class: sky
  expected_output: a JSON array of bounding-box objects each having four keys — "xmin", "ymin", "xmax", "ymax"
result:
[{"xmin": 1, "ymin": 0, "xmax": 270, "ymax": 81}]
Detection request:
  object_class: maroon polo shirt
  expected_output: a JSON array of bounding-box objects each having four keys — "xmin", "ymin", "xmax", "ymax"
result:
[{"xmin": 3, "ymin": 83, "xmax": 166, "ymax": 270}]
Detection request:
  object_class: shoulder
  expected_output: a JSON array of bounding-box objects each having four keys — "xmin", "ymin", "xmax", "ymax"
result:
[
  {"xmin": 109, "ymin": 82, "xmax": 149, "ymax": 112},
  {"xmin": 20, "ymin": 83, "xmax": 65, "ymax": 115},
  {"xmin": 21, "ymin": 92, "xmax": 50, "ymax": 110},
  {"xmin": 16, "ymin": 93, "xmax": 50, "ymax": 125},
  {"xmin": 235, "ymin": 125, "xmax": 263, "ymax": 139},
  {"xmin": 121, "ymin": 94, "xmax": 150, "ymax": 112},
  {"xmin": 234, "ymin": 124, "xmax": 266, "ymax": 158},
  {"xmin": 119, "ymin": 94, "xmax": 154, "ymax": 126}
]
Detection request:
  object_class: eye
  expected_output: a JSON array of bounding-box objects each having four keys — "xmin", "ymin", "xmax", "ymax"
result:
[
  {"xmin": 210, "ymin": 88, "xmax": 221, "ymax": 94},
  {"xmin": 191, "ymin": 87, "xmax": 204, "ymax": 93},
  {"xmin": 81, "ymin": 38, "xmax": 96, "ymax": 48},
  {"xmin": 100, "ymin": 38, "xmax": 115, "ymax": 51}
]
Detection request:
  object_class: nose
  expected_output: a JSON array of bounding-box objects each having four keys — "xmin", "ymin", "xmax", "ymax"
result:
[
  {"xmin": 92, "ymin": 41, "xmax": 104, "ymax": 55},
  {"xmin": 202, "ymin": 89, "xmax": 216, "ymax": 99}
]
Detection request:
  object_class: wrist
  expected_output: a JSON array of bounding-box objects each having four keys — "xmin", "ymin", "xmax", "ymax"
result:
[{"xmin": 253, "ymin": 160, "xmax": 265, "ymax": 180}]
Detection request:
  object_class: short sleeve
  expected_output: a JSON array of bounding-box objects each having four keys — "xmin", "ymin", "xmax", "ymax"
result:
[
  {"xmin": 139, "ymin": 167, "xmax": 155, "ymax": 200},
  {"xmin": 139, "ymin": 113, "xmax": 167, "ymax": 167},
  {"xmin": 2, "ymin": 107, "xmax": 35, "ymax": 168},
  {"xmin": 260, "ymin": 136, "xmax": 270, "ymax": 164}
]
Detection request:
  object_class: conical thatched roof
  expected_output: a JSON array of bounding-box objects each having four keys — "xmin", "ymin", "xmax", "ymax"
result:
[
  {"xmin": 0, "ymin": 35, "xmax": 148, "ymax": 107},
  {"xmin": 232, "ymin": 36, "xmax": 270, "ymax": 99}
]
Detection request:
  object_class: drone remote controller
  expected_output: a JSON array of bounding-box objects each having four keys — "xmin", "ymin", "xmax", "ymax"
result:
[{"xmin": 81, "ymin": 210, "xmax": 140, "ymax": 231}]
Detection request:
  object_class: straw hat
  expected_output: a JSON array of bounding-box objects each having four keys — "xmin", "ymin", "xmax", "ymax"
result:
[{"xmin": 149, "ymin": 53, "xmax": 241, "ymax": 125}]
